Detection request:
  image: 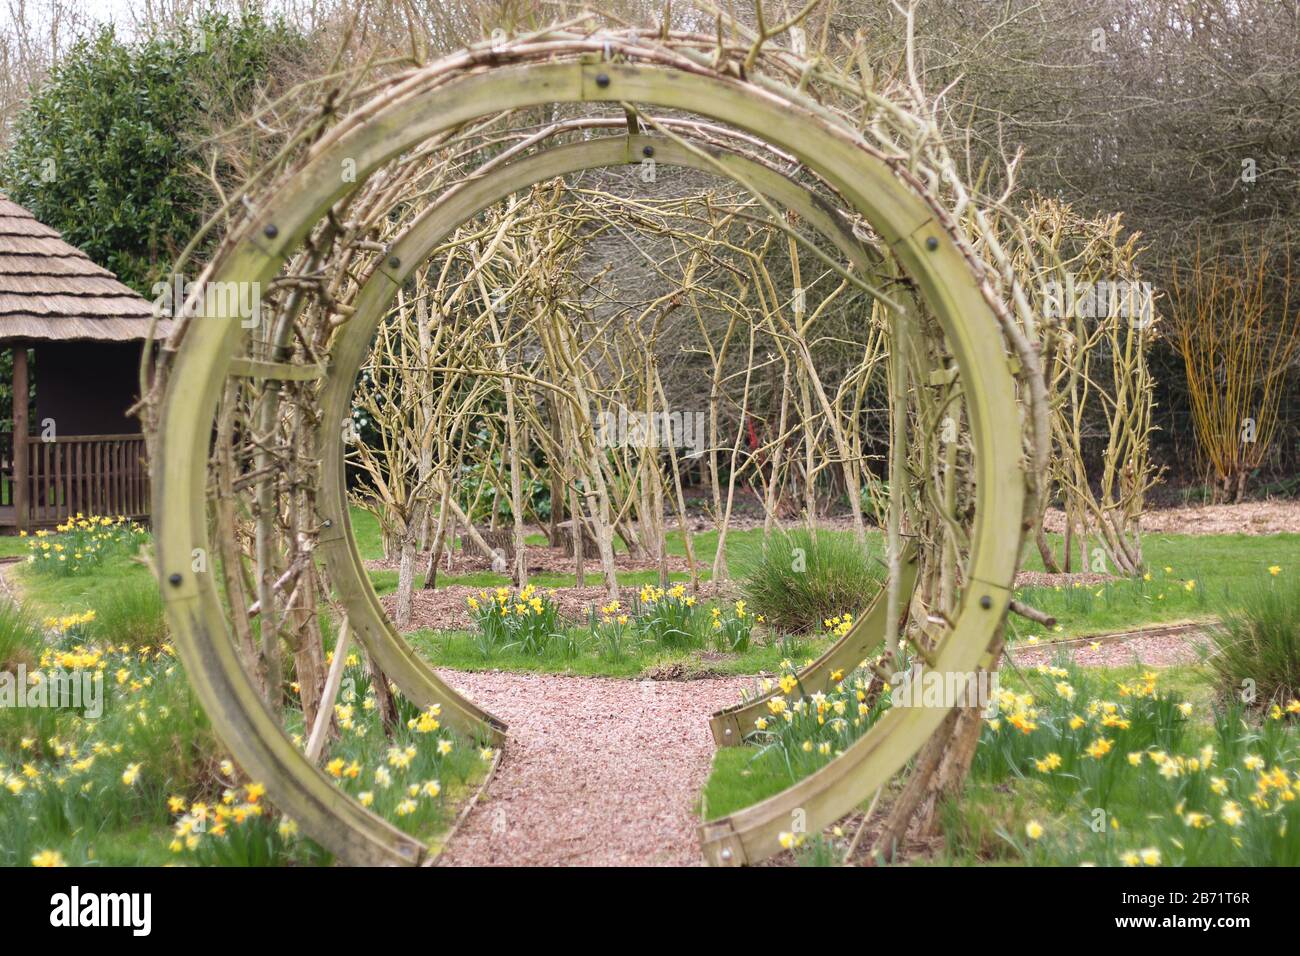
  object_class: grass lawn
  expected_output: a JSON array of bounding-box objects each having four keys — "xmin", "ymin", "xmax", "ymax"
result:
[
  {"xmin": 0, "ymin": 525, "xmax": 491, "ymax": 868},
  {"xmin": 699, "ymin": 651, "xmax": 1300, "ymax": 866},
  {"xmin": 699, "ymin": 746, "xmax": 802, "ymax": 820},
  {"xmin": 0, "ymin": 536, "xmax": 30, "ymax": 559},
  {"xmin": 1009, "ymin": 532, "xmax": 1300, "ymax": 641},
  {"xmin": 356, "ymin": 503, "xmax": 1300, "ymax": 678},
  {"xmin": 11, "ymin": 552, "xmax": 156, "ymax": 619},
  {"xmin": 7, "ymin": 512, "xmax": 1295, "ymax": 866}
]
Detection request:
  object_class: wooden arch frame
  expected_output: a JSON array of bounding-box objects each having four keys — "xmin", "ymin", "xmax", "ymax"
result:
[
  {"xmin": 152, "ymin": 56, "xmax": 1025, "ymax": 866},
  {"xmin": 316, "ymin": 132, "xmax": 921, "ymax": 754}
]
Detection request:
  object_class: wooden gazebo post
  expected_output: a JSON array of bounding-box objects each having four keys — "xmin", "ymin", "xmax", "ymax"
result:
[{"xmin": 12, "ymin": 343, "xmax": 27, "ymax": 531}]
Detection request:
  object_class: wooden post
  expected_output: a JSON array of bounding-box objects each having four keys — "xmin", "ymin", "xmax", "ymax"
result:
[{"xmin": 12, "ymin": 344, "xmax": 28, "ymax": 531}]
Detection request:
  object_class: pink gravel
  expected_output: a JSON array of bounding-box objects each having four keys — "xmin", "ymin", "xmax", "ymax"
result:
[
  {"xmin": 1006, "ymin": 630, "xmax": 1212, "ymax": 670},
  {"xmin": 435, "ymin": 670, "xmax": 751, "ymax": 866}
]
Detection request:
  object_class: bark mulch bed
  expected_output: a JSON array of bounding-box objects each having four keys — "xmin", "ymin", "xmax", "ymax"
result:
[
  {"xmin": 366, "ymin": 542, "xmax": 693, "ymax": 577},
  {"xmin": 383, "ymin": 581, "xmax": 729, "ymax": 632},
  {"xmin": 1043, "ymin": 500, "xmax": 1300, "ymax": 536},
  {"xmin": 1013, "ymin": 570, "xmax": 1115, "ymax": 589}
]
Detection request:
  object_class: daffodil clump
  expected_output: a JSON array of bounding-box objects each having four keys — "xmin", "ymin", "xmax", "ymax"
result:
[
  {"xmin": 591, "ymin": 600, "xmax": 634, "ymax": 661},
  {"xmin": 0, "ymin": 615, "xmax": 204, "ymax": 867},
  {"xmin": 22, "ymin": 514, "xmax": 147, "ymax": 577},
  {"xmin": 41, "ymin": 610, "xmax": 97, "ymax": 636},
  {"xmin": 979, "ymin": 664, "xmax": 1188, "ymax": 803},
  {"xmin": 709, "ymin": 599, "xmax": 760, "ymax": 653},
  {"xmin": 632, "ymin": 583, "xmax": 699, "ymax": 648},
  {"xmin": 5, "ymin": 607, "xmax": 490, "ymax": 866},
  {"xmin": 980, "ymin": 660, "xmax": 1300, "ymax": 866},
  {"xmin": 745, "ymin": 654, "xmax": 893, "ymax": 777},
  {"xmin": 168, "ymin": 657, "xmax": 493, "ymax": 865},
  {"xmin": 822, "ymin": 613, "xmax": 854, "ymax": 638},
  {"xmin": 466, "ymin": 584, "xmax": 562, "ymax": 657},
  {"xmin": 306, "ymin": 656, "xmax": 493, "ymax": 841},
  {"xmin": 162, "ymin": 776, "xmax": 322, "ymax": 867}
]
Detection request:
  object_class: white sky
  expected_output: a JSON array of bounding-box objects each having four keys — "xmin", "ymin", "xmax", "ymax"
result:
[{"xmin": 4, "ymin": 0, "xmax": 144, "ymax": 38}]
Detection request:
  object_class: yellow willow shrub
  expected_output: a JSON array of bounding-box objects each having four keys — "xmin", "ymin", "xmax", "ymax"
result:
[{"xmin": 1168, "ymin": 234, "xmax": 1300, "ymax": 503}]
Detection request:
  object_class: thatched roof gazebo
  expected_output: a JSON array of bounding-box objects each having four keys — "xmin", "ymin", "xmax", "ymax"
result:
[{"xmin": 0, "ymin": 194, "xmax": 157, "ymax": 529}]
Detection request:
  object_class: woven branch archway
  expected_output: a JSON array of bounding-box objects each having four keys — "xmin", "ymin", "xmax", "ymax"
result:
[{"xmin": 149, "ymin": 31, "xmax": 1030, "ymax": 866}]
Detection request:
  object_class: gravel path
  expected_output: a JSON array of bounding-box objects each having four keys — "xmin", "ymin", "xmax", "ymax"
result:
[
  {"xmin": 1006, "ymin": 627, "xmax": 1212, "ymax": 670},
  {"xmin": 435, "ymin": 670, "xmax": 751, "ymax": 866}
]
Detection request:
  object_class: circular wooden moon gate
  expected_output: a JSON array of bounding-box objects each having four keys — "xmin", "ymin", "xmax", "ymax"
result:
[{"xmin": 151, "ymin": 37, "xmax": 1026, "ymax": 866}]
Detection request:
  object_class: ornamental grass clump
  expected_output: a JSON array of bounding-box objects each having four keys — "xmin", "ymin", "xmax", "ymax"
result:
[
  {"xmin": 736, "ymin": 530, "xmax": 884, "ymax": 635},
  {"xmin": 1210, "ymin": 567, "xmax": 1299, "ymax": 709},
  {"xmin": 0, "ymin": 599, "xmax": 41, "ymax": 673},
  {"xmin": 89, "ymin": 577, "xmax": 167, "ymax": 650}
]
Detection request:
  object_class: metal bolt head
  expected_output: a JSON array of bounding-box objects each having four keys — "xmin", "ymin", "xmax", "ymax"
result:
[
  {"xmin": 926, "ymin": 236, "xmax": 939, "ymax": 251},
  {"xmin": 720, "ymin": 848, "xmax": 733, "ymax": 861},
  {"xmin": 979, "ymin": 594, "xmax": 992, "ymax": 609},
  {"xmin": 388, "ymin": 256, "xmax": 401, "ymax": 270},
  {"xmin": 168, "ymin": 572, "xmax": 183, "ymax": 587},
  {"xmin": 642, "ymin": 145, "xmax": 655, "ymax": 158},
  {"xmin": 595, "ymin": 73, "xmax": 611, "ymax": 88},
  {"xmin": 264, "ymin": 224, "xmax": 279, "ymax": 239}
]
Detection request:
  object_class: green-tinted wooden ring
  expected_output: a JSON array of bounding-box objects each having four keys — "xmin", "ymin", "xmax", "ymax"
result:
[{"xmin": 153, "ymin": 59, "xmax": 1023, "ymax": 866}]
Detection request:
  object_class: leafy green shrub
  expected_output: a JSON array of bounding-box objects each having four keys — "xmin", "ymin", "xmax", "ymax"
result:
[
  {"xmin": 0, "ymin": 12, "xmax": 305, "ymax": 293},
  {"xmin": 1210, "ymin": 569, "xmax": 1300, "ymax": 708},
  {"xmin": 736, "ymin": 530, "xmax": 884, "ymax": 635}
]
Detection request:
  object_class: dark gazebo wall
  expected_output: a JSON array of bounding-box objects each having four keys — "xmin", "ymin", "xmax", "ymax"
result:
[{"xmin": 33, "ymin": 340, "xmax": 144, "ymax": 435}]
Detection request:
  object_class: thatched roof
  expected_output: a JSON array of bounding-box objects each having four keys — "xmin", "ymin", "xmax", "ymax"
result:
[{"xmin": 0, "ymin": 194, "xmax": 160, "ymax": 342}]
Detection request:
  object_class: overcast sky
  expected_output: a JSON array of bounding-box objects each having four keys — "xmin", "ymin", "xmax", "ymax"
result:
[{"xmin": 2, "ymin": 0, "xmax": 270, "ymax": 48}]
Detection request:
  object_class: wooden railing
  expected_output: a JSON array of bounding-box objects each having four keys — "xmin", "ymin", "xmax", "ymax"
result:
[
  {"xmin": 0, "ymin": 432, "xmax": 12, "ymax": 508},
  {"xmin": 2, "ymin": 433, "xmax": 149, "ymax": 527}
]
